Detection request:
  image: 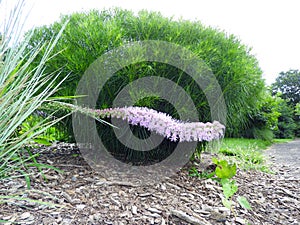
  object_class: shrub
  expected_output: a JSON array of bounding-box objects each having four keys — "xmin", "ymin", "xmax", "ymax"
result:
[
  {"xmin": 274, "ymin": 98, "xmax": 296, "ymax": 138},
  {"xmin": 242, "ymin": 90, "xmax": 280, "ymax": 142},
  {"xmin": 251, "ymin": 128, "xmax": 274, "ymax": 142},
  {"xmin": 295, "ymin": 103, "xmax": 300, "ymax": 116},
  {"xmin": 17, "ymin": 114, "xmax": 68, "ymax": 145},
  {"xmin": 25, "ymin": 9, "xmax": 265, "ymax": 143}
]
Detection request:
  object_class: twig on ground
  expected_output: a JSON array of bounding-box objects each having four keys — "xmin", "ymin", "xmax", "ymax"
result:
[{"xmin": 170, "ymin": 209, "xmax": 211, "ymax": 225}]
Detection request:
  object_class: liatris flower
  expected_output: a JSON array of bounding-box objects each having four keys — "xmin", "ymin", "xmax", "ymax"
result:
[
  {"xmin": 90, "ymin": 106, "xmax": 225, "ymax": 142},
  {"xmin": 55, "ymin": 102, "xmax": 225, "ymax": 142}
]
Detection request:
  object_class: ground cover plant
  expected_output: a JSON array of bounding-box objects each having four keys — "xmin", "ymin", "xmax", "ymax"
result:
[
  {"xmin": 217, "ymin": 138, "xmax": 272, "ymax": 171},
  {"xmin": 189, "ymin": 138, "xmax": 274, "ymax": 183}
]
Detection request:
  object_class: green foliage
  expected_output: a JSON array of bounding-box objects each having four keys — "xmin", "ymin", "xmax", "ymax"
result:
[
  {"xmin": 190, "ymin": 140, "xmax": 267, "ymax": 213},
  {"xmin": 221, "ymin": 138, "xmax": 271, "ymax": 150},
  {"xmin": 294, "ymin": 103, "xmax": 300, "ymax": 137},
  {"xmin": 272, "ymin": 69, "xmax": 300, "ymax": 107},
  {"xmin": 273, "ymin": 138, "xmax": 293, "ymax": 143},
  {"xmin": 212, "ymin": 158, "xmax": 238, "ymax": 209},
  {"xmin": 243, "ymin": 90, "xmax": 281, "ymax": 142},
  {"xmin": 17, "ymin": 114, "xmax": 68, "ymax": 145},
  {"xmin": 212, "ymin": 158, "xmax": 251, "ymax": 211},
  {"xmin": 25, "ymin": 8, "xmax": 265, "ymax": 143},
  {"xmin": 212, "ymin": 158, "xmax": 236, "ymax": 179},
  {"xmin": 272, "ymin": 69, "xmax": 300, "ymax": 137},
  {"xmin": 274, "ymin": 99, "xmax": 296, "ymax": 138},
  {"xmin": 220, "ymin": 179, "xmax": 238, "ymax": 200},
  {"xmin": 215, "ymin": 138, "xmax": 271, "ymax": 153},
  {"xmin": 217, "ymin": 138, "xmax": 271, "ymax": 172},
  {"xmin": 295, "ymin": 103, "xmax": 300, "ymax": 116},
  {"xmin": 188, "ymin": 167, "xmax": 215, "ymax": 179},
  {"xmin": 0, "ymin": 0, "xmax": 67, "ymax": 180},
  {"xmin": 237, "ymin": 196, "xmax": 252, "ymax": 210},
  {"xmin": 258, "ymin": 93, "xmax": 281, "ymax": 130},
  {"xmin": 252, "ymin": 128, "xmax": 274, "ymax": 143}
]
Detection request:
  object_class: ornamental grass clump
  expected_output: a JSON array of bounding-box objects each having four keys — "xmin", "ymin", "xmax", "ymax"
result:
[
  {"xmin": 25, "ymin": 9, "xmax": 264, "ymax": 140},
  {"xmin": 0, "ymin": 0, "xmax": 68, "ymax": 180}
]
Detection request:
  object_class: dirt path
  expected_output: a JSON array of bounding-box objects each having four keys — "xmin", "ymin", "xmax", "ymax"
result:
[{"xmin": 265, "ymin": 139, "xmax": 300, "ymax": 179}]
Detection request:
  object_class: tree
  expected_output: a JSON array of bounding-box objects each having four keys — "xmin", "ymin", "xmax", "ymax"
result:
[
  {"xmin": 272, "ymin": 69, "xmax": 300, "ymax": 106},
  {"xmin": 272, "ymin": 69, "xmax": 300, "ymax": 137}
]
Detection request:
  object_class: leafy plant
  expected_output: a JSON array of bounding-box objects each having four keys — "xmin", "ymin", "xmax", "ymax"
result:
[
  {"xmin": 213, "ymin": 158, "xmax": 236, "ymax": 179},
  {"xmin": 17, "ymin": 114, "xmax": 67, "ymax": 146},
  {"xmin": 212, "ymin": 158, "xmax": 251, "ymax": 211},
  {"xmin": 188, "ymin": 167, "xmax": 215, "ymax": 179},
  {"xmin": 189, "ymin": 156, "xmax": 252, "ymax": 214},
  {"xmin": 243, "ymin": 90, "xmax": 281, "ymax": 142}
]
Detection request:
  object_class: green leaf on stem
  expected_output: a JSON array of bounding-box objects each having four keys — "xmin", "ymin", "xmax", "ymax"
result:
[
  {"xmin": 222, "ymin": 198, "xmax": 233, "ymax": 209},
  {"xmin": 221, "ymin": 178, "xmax": 238, "ymax": 199},
  {"xmin": 237, "ymin": 196, "xmax": 252, "ymax": 210},
  {"xmin": 213, "ymin": 158, "xmax": 237, "ymax": 179}
]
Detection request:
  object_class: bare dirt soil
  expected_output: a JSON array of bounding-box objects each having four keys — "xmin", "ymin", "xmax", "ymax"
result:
[{"xmin": 0, "ymin": 141, "xmax": 299, "ymax": 225}]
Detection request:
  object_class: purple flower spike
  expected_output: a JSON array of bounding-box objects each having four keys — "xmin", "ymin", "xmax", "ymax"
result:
[{"xmin": 89, "ymin": 106, "xmax": 225, "ymax": 142}]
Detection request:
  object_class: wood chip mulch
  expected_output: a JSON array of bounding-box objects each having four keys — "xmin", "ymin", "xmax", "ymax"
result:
[{"xmin": 0, "ymin": 143, "xmax": 299, "ymax": 225}]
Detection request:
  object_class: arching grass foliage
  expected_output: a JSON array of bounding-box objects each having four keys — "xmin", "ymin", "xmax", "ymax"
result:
[
  {"xmin": 25, "ymin": 8, "xmax": 265, "ymax": 139},
  {"xmin": 0, "ymin": 0, "xmax": 67, "ymax": 180}
]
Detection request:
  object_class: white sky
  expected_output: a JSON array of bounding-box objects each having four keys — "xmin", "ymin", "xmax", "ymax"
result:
[{"xmin": 1, "ymin": 0, "xmax": 300, "ymax": 85}]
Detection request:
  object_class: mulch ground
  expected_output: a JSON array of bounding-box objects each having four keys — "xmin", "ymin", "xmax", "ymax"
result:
[{"xmin": 0, "ymin": 143, "xmax": 299, "ymax": 225}]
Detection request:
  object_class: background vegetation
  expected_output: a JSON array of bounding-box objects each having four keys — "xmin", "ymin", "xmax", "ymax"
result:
[
  {"xmin": 272, "ymin": 69, "xmax": 300, "ymax": 138},
  {"xmin": 25, "ymin": 9, "xmax": 266, "ymax": 142}
]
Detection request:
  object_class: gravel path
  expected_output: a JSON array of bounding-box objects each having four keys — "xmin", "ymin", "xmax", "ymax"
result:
[{"xmin": 265, "ymin": 139, "xmax": 300, "ymax": 179}]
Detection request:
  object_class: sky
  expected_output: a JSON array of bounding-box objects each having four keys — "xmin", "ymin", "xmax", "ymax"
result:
[{"xmin": 1, "ymin": 0, "xmax": 300, "ymax": 85}]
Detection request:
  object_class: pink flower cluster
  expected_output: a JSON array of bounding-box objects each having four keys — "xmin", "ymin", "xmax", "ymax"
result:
[{"xmin": 92, "ymin": 106, "xmax": 225, "ymax": 142}]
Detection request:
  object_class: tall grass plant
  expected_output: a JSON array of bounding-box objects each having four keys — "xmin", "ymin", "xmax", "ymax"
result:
[{"xmin": 0, "ymin": 0, "xmax": 67, "ymax": 180}]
